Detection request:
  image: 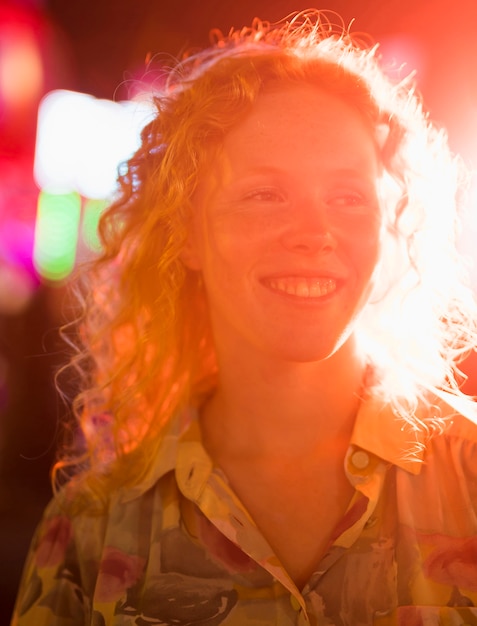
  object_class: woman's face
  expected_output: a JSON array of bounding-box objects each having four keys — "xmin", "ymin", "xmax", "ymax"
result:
[{"xmin": 184, "ymin": 84, "xmax": 383, "ymax": 364}]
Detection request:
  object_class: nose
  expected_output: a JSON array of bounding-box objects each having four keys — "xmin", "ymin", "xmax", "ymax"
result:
[{"xmin": 280, "ymin": 203, "xmax": 337, "ymax": 255}]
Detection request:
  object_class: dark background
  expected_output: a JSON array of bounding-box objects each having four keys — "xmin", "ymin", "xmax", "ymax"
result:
[{"xmin": 2, "ymin": 0, "xmax": 477, "ymax": 622}]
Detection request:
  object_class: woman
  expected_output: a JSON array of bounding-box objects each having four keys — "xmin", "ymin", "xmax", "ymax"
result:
[{"xmin": 12, "ymin": 10, "xmax": 477, "ymax": 626}]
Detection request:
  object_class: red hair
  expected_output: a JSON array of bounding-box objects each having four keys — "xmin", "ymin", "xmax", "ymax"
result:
[{"xmin": 55, "ymin": 10, "xmax": 477, "ymax": 505}]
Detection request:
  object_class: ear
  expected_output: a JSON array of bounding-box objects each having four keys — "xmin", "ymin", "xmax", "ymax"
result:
[{"xmin": 180, "ymin": 231, "xmax": 203, "ymax": 271}]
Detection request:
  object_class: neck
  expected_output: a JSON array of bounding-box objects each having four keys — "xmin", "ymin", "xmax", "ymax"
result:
[{"xmin": 200, "ymin": 336, "xmax": 367, "ymax": 460}]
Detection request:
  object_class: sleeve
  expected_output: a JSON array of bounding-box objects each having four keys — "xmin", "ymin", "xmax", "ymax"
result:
[{"xmin": 10, "ymin": 497, "xmax": 89, "ymax": 626}]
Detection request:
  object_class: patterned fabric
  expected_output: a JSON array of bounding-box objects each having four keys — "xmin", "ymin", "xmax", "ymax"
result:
[{"xmin": 11, "ymin": 392, "xmax": 477, "ymax": 626}]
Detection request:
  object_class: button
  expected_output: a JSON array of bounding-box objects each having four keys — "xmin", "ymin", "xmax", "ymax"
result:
[
  {"xmin": 351, "ymin": 450, "xmax": 370, "ymax": 470},
  {"xmin": 290, "ymin": 594, "xmax": 301, "ymax": 611}
]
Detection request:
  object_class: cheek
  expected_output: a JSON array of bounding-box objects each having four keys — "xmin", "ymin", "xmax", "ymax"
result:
[
  {"xmin": 203, "ymin": 214, "xmax": 271, "ymax": 266},
  {"xmin": 345, "ymin": 220, "xmax": 383, "ymax": 279}
]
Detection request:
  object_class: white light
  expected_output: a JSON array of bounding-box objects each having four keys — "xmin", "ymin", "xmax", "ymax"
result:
[{"xmin": 34, "ymin": 90, "xmax": 154, "ymax": 199}]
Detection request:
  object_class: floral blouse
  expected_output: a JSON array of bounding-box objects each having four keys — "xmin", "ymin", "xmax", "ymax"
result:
[{"xmin": 11, "ymin": 391, "xmax": 477, "ymax": 626}]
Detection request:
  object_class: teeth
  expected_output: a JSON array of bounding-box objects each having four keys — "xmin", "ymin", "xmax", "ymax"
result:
[{"xmin": 267, "ymin": 277, "xmax": 337, "ymax": 298}]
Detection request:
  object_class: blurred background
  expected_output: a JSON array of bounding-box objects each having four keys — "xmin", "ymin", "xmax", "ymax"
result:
[{"xmin": 2, "ymin": 0, "xmax": 477, "ymax": 621}]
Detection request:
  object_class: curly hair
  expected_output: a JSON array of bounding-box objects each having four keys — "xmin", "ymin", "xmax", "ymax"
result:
[{"xmin": 55, "ymin": 9, "xmax": 477, "ymax": 504}]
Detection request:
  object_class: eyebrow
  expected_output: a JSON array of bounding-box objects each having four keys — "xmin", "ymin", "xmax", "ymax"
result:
[{"xmin": 234, "ymin": 165, "xmax": 378, "ymax": 180}]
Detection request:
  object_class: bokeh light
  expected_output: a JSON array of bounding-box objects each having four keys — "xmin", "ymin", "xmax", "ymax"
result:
[
  {"xmin": 0, "ymin": 20, "xmax": 44, "ymax": 110},
  {"xmin": 33, "ymin": 190, "xmax": 81, "ymax": 282},
  {"xmin": 34, "ymin": 90, "xmax": 154, "ymax": 198},
  {"xmin": 82, "ymin": 198, "xmax": 108, "ymax": 252}
]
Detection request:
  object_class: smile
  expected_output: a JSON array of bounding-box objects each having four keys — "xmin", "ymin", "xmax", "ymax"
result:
[{"xmin": 264, "ymin": 277, "xmax": 337, "ymax": 298}]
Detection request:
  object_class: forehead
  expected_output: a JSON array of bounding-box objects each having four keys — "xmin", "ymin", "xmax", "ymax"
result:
[{"xmin": 221, "ymin": 84, "xmax": 379, "ymax": 171}]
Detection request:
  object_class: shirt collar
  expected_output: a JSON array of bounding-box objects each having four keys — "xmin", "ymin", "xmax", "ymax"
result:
[
  {"xmin": 120, "ymin": 388, "xmax": 474, "ymax": 501},
  {"xmin": 119, "ymin": 406, "xmax": 196, "ymax": 503},
  {"xmin": 350, "ymin": 394, "xmax": 426, "ymax": 475},
  {"xmin": 350, "ymin": 388, "xmax": 477, "ymax": 475}
]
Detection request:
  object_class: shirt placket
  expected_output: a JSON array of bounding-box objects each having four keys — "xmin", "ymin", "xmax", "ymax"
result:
[
  {"xmin": 300, "ymin": 446, "xmax": 390, "ymax": 625},
  {"xmin": 176, "ymin": 429, "xmax": 389, "ymax": 625}
]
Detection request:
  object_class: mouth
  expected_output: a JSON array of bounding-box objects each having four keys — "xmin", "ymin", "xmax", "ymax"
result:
[{"xmin": 262, "ymin": 276, "xmax": 338, "ymax": 298}]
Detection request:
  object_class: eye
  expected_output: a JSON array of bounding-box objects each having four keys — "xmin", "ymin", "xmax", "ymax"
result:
[
  {"xmin": 243, "ymin": 187, "xmax": 286, "ymax": 203},
  {"xmin": 328, "ymin": 193, "xmax": 364, "ymax": 207},
  {"xmin": 327, "ymin": 191, "xmax": 377, "ymax": 213}
]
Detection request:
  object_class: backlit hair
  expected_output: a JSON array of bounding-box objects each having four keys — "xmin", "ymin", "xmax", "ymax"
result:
[{"xmin": 56, "ymin": 10, "xmax": 477, "ymax": 503}]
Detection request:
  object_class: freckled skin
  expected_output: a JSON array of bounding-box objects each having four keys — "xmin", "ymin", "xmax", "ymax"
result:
[
  {"xmin": 183, "ymin": 86, "xmax": 384, "ymax": 585},
  {"xmin": 185, "ymin": 85, "xmax": 383, "ymax": 365}
]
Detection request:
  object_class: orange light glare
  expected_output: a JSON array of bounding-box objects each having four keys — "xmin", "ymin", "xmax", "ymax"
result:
[{"xmin": 0, "ymin": 24, "xmax": 43, "ymax": 109}]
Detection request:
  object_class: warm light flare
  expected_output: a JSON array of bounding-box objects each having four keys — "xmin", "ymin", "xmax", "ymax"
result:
[{"xmin": 0, "ymin": 23, "xmax": 43, "ymax": 108}]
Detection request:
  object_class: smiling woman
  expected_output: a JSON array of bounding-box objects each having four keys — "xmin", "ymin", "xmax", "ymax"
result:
[
  {"xmin": 182, "ymin": 86, "xmax": 382, "ymax": 369},
  {"xmin": 11, "ymin": 9, "xmax": 477, "ymax": 626}
]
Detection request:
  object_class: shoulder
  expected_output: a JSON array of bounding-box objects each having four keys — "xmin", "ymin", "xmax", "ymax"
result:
[
  {"xmin": 417, "ymin": 389, "xmax": 477, "ymax": 475},
  {"xmin": 431, "ymin": 389, "xmax": 477, "ymax": 443},
  {"xmin": 26, "ymin": 486, "xmax": 110, "ymax": 570},
  {"xmin": 394, "ymin": 391, "xmax": 477, "ymax": 537}
]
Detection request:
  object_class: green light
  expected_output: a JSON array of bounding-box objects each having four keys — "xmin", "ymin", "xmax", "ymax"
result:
[
  {"xmin": 82, "ymin": 198, "xmax": 107, "ymax": 252},
  {"xmin": 33, "ymin": 191, "xmax": 81, "ymax": 281}
]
